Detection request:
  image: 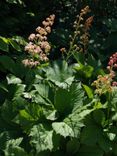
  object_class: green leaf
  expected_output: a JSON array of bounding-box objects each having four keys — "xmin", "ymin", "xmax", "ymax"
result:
[
  {"xmin": 0, "ymin": 56, "xmax": 16, "ymax": 73},
  {"xmin": 64, "ymin": 107, "xmax": 93, "ymax": 138},
  {"xmin": 0, "ymin": 82, "xmax": 8, "ymax": 92},
  {"xmin": 98, "ymin": 135, "xmax": 112, "ymax": 152},
  {"xmin": 9, "ymin": 39, "xmax": 21, "ymax": 51},
  {"xmin": 107, "ymin": 133, "xmax": 116, "ymax": 141},
  {"xmin": 34, "ymin": 83, "xmax": 50, "ymax": 100},
  {"xmin": 6, "ymin": 0, "xmax": 23, "ymax": 4},
  {"xmin": 33, "ymin": 83, "xmax": 54, "ymax": 105},
  {"xmin": 46, "ymin": 61, "xmax": 74, "ymax": 89},
  {"xmin": 30, "ymin": 124, "xmax": 54, "ymax": 153},
  {"xmin": 52, "ymin": 122, "xmax": 74, "ymax": 137},
  {"xmin": 66, "ymin": 138, "xmax": 80, "ymax": 154},
  {"xmin": 74, "ymin": 64, "xmax": 94, "ymax": 78},
  {"xmin": 12, "ymin": 84, "xmax": 25, "ymax": 99},
  {"xmin": 0, "ymin": 131, "xmax": 10, "ymax": 150},
  {"xmin": 82, "ymin": 84, "xmax": 93, "ymax": 99},
  {"xmin": 1, "ymin": 100, "xmax": 18, "ymax": 122},
  {"xmin": 6, "ymin": 0, "xmax": 17, "ymax": 3},
  {"xmin": 20, "ymin": 110, "xmax": 34, "ymax": 121},
  {"xmin": 0, "ymin": 37, "xmax": 9, "ymax": 52},
  {"xmin": 81, "ymin": 65, "xmax": 94, "ymax": 78},
  {"xmin": 13, "ymin": 103, "xmax": 43, "ymax": 130},
  {"xmin": 4, "ymin": 138, "xmax": 28, "ymax": 156},
  {"xmin": 46, "ymin": 110, "xmax": 58, "ymax": 121},
  {"xmin": 81, "ymin": 125, "xmax": 102, "ymax": 145},
  {"xmin": 93, "ymin": 110, "xmax": 105, "ymax": 126},
  {"xmin": 7, "ymin": 74, "xmax": 22, "ymax": 84},
  {"xmin": 54, "ymin": 83, "xmax": 84, "ymax": 115},
  {"xmin": 112, "ymin": 142, "xmax": 117, "ymax": 155},
  {"xmin": 78, "ymin": 145, "xmax": 104, "ymax": 156},
  {"xmin": 64, "ymin": 118, "xmax": 84, "ymax": 138},
  {"xmin": 111, "ymin": 88, "xmax": 117, "ymax": 110},
  {"xmin": 12, "ymin": 36, "xmax": 27, "ymax": 46},
  {"xmin": 6, "ymin": 84, "xmax": 25, "ymax": 101}
]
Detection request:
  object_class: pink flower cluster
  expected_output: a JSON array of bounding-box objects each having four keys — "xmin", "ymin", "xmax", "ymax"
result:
[
  {"xmin": 112, "ymin": 81, "xmax": 117, "ymax": 86},
  {"xmin": 22, "ymin": 14, "xmax": 55, "ymax": 67},
  {"xmin": 107, "ymin": 52, "xmax": 117, "ymax": 70},
  {"xmin": 107, "ymin": 52, "xmax": 117, "ymax": 86}
]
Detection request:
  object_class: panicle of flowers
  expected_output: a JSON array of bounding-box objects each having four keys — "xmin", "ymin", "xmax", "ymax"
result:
[
  {"xmin": 92, "ymin": 52, "xmax": 117, "ymax": 95},
  {"xmin": 91, "ymin": 72, "xmax": 115, "ymax": 95},
  {"xmin": 107, "ymin": 52, "xmax": 117, "ymax": 86},
  {"xmin": 22, "ymin": 14, "xmax": 55, "ymax": 68},
  {"xmin": 107, "ymin": 52, "xmax": 117, "ymax": 71},
  {"xmin": 80, "ymin": 16, "xmax": 93, "ymax": 52},
  {"xmin": 65, "ymin": 6, "xmax": 93, "ymax": 60}
]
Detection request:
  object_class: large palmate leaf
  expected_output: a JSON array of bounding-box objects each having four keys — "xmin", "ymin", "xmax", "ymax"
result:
[
  {"xmin": 54, "ymin": 82, "xmax": 84, "ymax": 115},
  {"xmin": 46, "ymin": 61, "xmax": 74, "ymax": 89},
  {"xmin": 30, "ymin": 124, "xmax": 54, "ymax": 153}
]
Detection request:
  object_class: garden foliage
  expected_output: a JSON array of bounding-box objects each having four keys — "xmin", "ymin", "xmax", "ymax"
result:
[{"xmin": 0, "ymin": 1, "xmax": 117, "ymax": 156}]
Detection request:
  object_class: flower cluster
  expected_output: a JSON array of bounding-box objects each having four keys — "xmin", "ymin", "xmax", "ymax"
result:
[
  {"xmin": 22, "ymin": 14, "xmax": 55, "ymax": 67},
  {"xmin": 92, "ymin": 52, "xmax": 117, "ymax": 95},
  {"xmin": 92, "ymin": 73, "xmax": 115, "ymax": 95},
  {"xmin": 80, "ymin": 16, "xmax": 93, "ymax": 52},
  {"xmin": 65, "ymin": 6, "xmax": 93, "ymax": 60},
  {"xmin": 107, "ymin": 52, "xmax": 117, "ymax": 86},
  {"xmin": 107, "ymin": 52, "xmax": 117, "ymax": 71},
  {"xmin": 72, "ymin": 6, "xmax": 92, "ymax": 53}
]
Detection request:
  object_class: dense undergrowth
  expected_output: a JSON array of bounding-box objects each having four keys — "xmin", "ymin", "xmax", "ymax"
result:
[{"xmin": 0, "ymin": 0, "xmax": 117, "ymax": 156}]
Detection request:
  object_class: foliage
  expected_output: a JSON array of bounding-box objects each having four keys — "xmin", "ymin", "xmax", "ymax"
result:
[{"xmin": 0, "ymin": 1, "xmax": 117, "ymax": 156}]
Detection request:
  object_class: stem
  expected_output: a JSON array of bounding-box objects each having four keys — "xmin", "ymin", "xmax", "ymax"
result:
[{"xmin": 107, "ymin": 92, "xmax": 111, "ymax": 128}]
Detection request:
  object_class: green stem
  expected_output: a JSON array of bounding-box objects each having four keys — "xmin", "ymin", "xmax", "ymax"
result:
[{"xmin": 107, "ymin": 92, "xmax": 111, "ymax": 128}]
